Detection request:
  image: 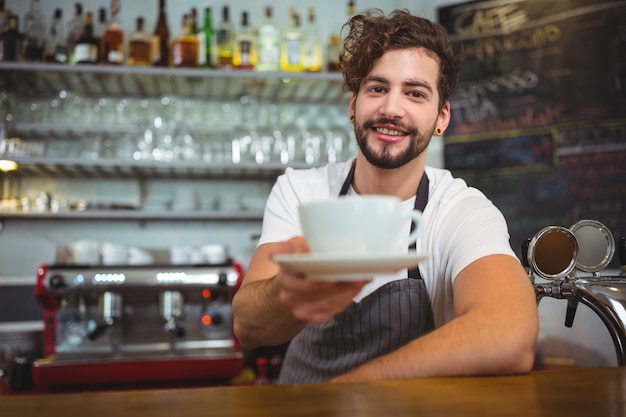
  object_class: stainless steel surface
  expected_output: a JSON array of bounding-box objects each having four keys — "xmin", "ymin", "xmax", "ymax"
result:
[
  {"xmin": 528, "ymin": 220, "xmax": 626, "ymax": 365},
  {"xmin": 0, "ymin": 62, "xmax": 348, "ymax": 103},
  {"xmin": 160, "ymin": 290, "xmax": 185, "ymax": 336},
  {"xmin": 99, "ymin": 292, "xmax": 122, "ymax": 324},
  {"xmin": 1, "ymin": 157, "xmax": 319, "ymax": 180}
]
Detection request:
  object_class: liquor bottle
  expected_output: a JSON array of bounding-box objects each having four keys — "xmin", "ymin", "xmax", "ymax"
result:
[
  {"xmin": 189, "ymin": 7, "xmax": 207, "ymax": 67},
  {"xmin": 303, "ymin": 8, "xmax": 323, "ymax": 72},
  {"xmin": 127, "ymin": 17, "xmax": 151, "ymax": 66},
  {"xmin": 66, "ymin": 2, "xmax": 84, "ymax": 61},
  {"xmin": 326, "ymin": 34, "xmax": 340, "ymax": 72},
  {"xmin": 233, "ymin": 11, "xmax": 256, "ymax": 70},
  {"xmin": 280, "ymin": 9, "xmax": 304, "ymax": 72},
  {"xmin": 199, "ymin": 7, "xmax": 214, "ymax": 68},
  {"xmin": 22, "ymin": 0, "xmax": 46, "ymax": 61},
  {"xmin": 44, "ymin": 8, "xmax": 69, "ymax": 63},
  {"xmin": 152, "ymin": 0, "xmax": 170, "ymax": 66},
  {"xmin": 73, "ymin": 11, "xmax": 99, "ymax": 64},
  {"xmin": 101, "ymin": 0, "xmax": 124, "ymax": 64},
  {"xmin": 216, "ymin": 6, "xmax": 234, "ymax": 69},
  {"xmin": 171, "ymin": 13, "xmax": 198, "ymax": 67},
  {"xmin": 190, "ymin": 7, "xmax": 199, "ymax": 34},
  {"xmin": 256, "ymin": 6, "xmax": 280, "ymax": 72},
  {"xmin": 348, "ymin": 0, "xmax": 356, "ymax": 17},
  {"xmin": 1, "ymin": 13, "xmax": 21, "ymax": 62},
  {"xmin": 95, "ymin": 8, "xmax": 107, "ymax": 41},
  {"xmin": 327, "ymin": 0, "xmax": 355, "ymax": 72}
]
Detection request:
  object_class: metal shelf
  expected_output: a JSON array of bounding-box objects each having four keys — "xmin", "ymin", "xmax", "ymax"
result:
[
  {"xmin": 1, "ymin": 156, "xmax": 317, "ymax": 179},
  {"xmin": 0, "ymin": 62, "xmax": 349, "ymax": 104},
  {"xmin": 0, "ymin": 209, "xmax": 263, "ymax": 221},
  {"xmin": 9, "ymin": 122, "xmax": 142, "ymax": 139}
]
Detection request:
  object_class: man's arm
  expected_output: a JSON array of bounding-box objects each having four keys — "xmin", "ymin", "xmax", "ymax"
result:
[
  {"xmin": 232, "ymin": 238, "xmax": 369, "ymax": 348},
  {"xmin": 330, "ymin": 254, "xmax": 539, "ymax": 381}
]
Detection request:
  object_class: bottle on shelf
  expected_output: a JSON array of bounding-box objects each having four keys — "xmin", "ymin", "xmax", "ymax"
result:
[
  {"xmin": 66, "ymin": 2, "xmax": 85, "ymax": 62},
  {"xmin": 303, "ymin": 8, "xmax": 323, "ymax": 72},
  {"xmin": 152, "ymin": 0, "xmax": 170, "ymax": 66},
  {"xmin": 326, "ymin": 34, "xmax": 340, "ymax": 72},
  {"xmin": 190, "ymin": 7, "xmax": 199, "ymax": 34},
  {"xmin": 95, "ymin": 7, "xmax": 107, "ymax": 57},
  {"xmin": 44, "ymin": 8, "xmax": 69, "ymax": 63},
  {"xmin": 127, "ymin": 16, "xmax": 151, "ymax": 66},
  {"xmin": 191, "ymin": 7, "xmax": 210, "ymax": 67},
  {"xmin": 348, "ymin": 0, "xmax": 356, "ymax": 17},
  {"xmin": 198, "ymin": 7, "xmax": 214, "ymax": 68},
  {"xmin": 327, "ymin": 0, "xmax": 356, "ymax": 72},
  {"xmin": 216, "ymin": 6, "xmax": 234, "ymax": 69},
  {"xmin": 1, "ymin": 13, "xmax": 21, "ymax": 62},
  {"xmin": 280, "ymin": 9, "xmax": 304, "ymax": 72},
  {"xmin": 21, "ymin": 0, "xmax": 46, "ymax": 62},
  {"xmin": 73, "ymin": 11, "xmax": 99, "ymax": 64},
  {"xmin": 256, "ymin": 6, "xmax": 280, "ymax": 72},
  {"xmin": 101, "ymin": 0, "xmax": 124, "ymax": 65},
  {"xmin": 233, "ymin": 11, "xmax": 256, "ymax": 70},
  {"xmin": 171, "ymin": 13, "xmax": 198, "ymax": 68}
]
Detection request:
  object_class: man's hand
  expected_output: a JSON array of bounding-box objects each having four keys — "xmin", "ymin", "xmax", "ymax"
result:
[{"xmin": 271, "ymin": 237, "xmax": 369, "ymax": 324}]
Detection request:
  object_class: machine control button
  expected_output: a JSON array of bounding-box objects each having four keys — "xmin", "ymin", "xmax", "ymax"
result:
[{"xmin": 48, "ymin": 274, "xmax": 67, "ymax": 289}]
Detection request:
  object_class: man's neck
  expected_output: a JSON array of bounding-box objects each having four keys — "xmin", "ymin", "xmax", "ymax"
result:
[{"xmin": 352, "ymin": 153, "xmax": 426, "ymax": 201}]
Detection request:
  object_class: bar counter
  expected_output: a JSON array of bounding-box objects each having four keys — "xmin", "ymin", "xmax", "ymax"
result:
[{"xmin": 1, "ymin": 367, "xmax": 624, "ymax": 416}]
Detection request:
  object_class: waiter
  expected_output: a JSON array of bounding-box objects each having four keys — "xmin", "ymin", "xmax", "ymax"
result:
[{"xmin": 232, "ymin": 8, "xmax": 539, "ymax": 384}]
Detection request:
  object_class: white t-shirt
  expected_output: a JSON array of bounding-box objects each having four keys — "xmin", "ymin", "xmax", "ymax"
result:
[{"xmin": 258, "ymin": 159, "xmax": 518, "ymax": 327}]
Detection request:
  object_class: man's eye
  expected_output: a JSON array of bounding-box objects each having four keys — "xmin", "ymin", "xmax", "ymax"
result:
[
  {"xmin": 370, "ymin": 86, "xmax": 385, "ymax": 93},
  {"xmin": 409, "ymin": 91, "xmax": 425, "ymax": 98}
]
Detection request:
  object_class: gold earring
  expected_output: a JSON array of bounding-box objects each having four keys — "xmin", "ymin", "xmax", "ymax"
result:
[
  {"xmin": 349, "ymin": 114, "xmax": 355, "ymax": 123},
  {"xmin": 434, "ymin": 127, "xmax": 443, "ymax": 135}
]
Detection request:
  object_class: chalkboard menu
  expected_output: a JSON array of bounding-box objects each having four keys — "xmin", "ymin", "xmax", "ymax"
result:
[{"xmin": 438, "ymin": 0, "xmax": 626, "ymax": 265}]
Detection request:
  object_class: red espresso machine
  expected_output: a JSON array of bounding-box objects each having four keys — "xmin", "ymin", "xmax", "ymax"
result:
[{"xmin": 32, "ymin": 261, "xmax": 245, "ymax": 389}]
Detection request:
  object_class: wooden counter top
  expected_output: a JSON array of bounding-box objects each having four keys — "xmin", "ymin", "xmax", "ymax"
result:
[{"xmin": 1, "ymin": 367, "xmax": 624, "ymax": 417}]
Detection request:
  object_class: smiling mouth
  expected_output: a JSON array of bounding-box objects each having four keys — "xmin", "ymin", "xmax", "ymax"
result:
[{"xmin": 373, "ymin": 126, "xmax": 406, "ymax": 136}]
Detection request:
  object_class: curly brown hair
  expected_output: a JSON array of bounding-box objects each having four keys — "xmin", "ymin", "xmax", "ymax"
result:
[{"xmin": 339, "ymin": 8, "xmax": 461, "ymax": 110}]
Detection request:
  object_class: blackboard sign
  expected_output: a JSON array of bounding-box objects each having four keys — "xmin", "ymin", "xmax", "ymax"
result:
[{"xmin": 438, "ymin": 0, "xmax": 626, "ymax": 265}]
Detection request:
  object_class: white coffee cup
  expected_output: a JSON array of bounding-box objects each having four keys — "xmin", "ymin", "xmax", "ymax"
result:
[{"xmin": 298, "ymin": 195, "xmax": 423, "ymax": 255}]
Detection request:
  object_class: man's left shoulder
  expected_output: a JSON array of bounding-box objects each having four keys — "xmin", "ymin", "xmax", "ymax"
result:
[{"xmin": 425, "ymin": 166, "xmax": 485, "ymax": 199}]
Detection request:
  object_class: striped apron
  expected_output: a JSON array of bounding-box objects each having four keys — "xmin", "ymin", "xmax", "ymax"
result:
[{"xmin": 278, "ymin": 162, "xmax": 435, "ymax": 383}]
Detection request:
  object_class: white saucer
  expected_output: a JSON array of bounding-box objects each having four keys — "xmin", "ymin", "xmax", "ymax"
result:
[{"xmin": 272, "ymin": 251, "xmax": 428, "ymax": 281}]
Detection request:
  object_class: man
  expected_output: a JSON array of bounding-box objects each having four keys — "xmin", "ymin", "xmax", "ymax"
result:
[{"xmin": 232, "ymin": 9, "xmax": 538, "ymax": 384}]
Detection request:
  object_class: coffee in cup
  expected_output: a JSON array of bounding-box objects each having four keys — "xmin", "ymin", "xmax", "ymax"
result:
[{"xmin": 298, "ymin": 195, "xmax": 423, "ymax": 255}]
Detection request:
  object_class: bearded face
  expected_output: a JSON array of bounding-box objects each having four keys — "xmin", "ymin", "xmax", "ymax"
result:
[{"xmin": 353, "ymin": 116, "xmax": 436, "ymax": 170}]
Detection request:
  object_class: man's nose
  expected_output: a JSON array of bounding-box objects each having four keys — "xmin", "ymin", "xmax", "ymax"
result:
[{"xmin": 378, "ymin": 92, "xmax": 405, "ymax": 119}]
